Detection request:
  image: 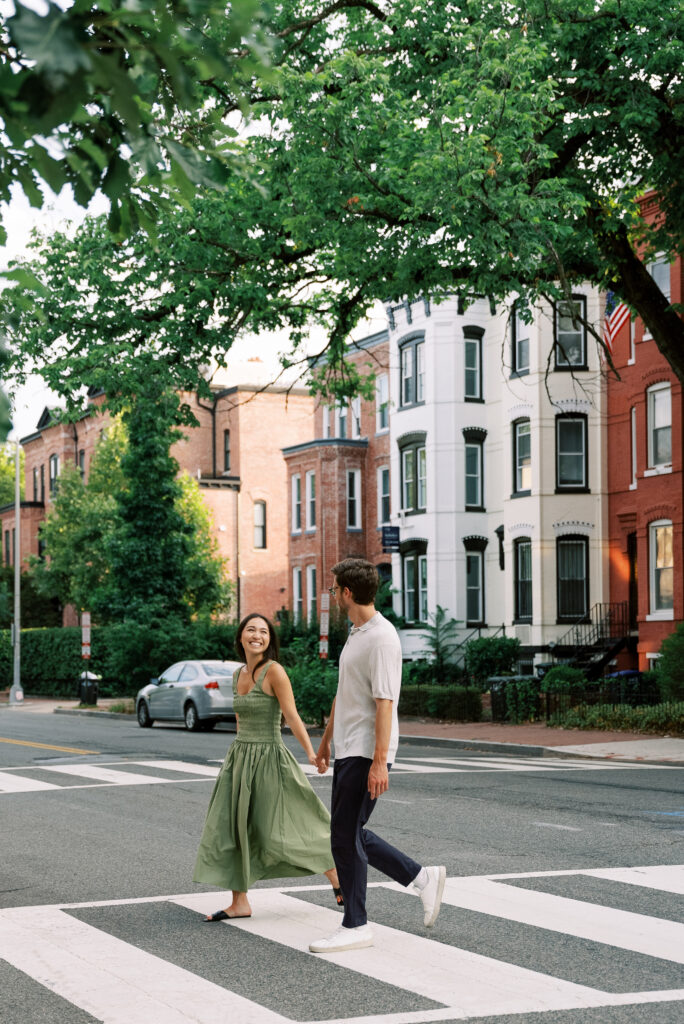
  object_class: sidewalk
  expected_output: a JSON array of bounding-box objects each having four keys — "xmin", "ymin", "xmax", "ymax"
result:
[{"xmin": 3, "ymin": 696, "xmax": 684, "ymax": 765}]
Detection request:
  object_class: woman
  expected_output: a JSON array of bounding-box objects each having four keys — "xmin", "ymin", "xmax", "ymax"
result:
[{"xmin": 193, "ymin": 612, "xmax": 342, "ymax": 920}]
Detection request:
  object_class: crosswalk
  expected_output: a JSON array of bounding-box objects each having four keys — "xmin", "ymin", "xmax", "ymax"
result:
[
  {"xmin": 1, "ymin": 866, "xmax": 683, "ymax": 1023},
  {"xmin": 0, "ymin": 754, "xmax": 679, "ymax": 794}
]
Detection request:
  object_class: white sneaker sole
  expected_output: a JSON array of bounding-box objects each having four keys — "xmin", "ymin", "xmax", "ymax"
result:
[
  {"xmin": 309, "ymin": 936, "xmax": 374, "ymax": 953},
  {"xmin": 424, "ymin": 866, "xmax": 446, "ymax": 927}
]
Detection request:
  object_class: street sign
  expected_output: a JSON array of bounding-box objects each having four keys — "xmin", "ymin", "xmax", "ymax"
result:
[
  {"xmin": 382, "ymin": 526, "xmax": 400, "ymax": 552},
  {"xmin": 82, "ymin": 612, "xmax": 91, "ymax": 660},
  {"xmin": 319, "ymin": 593, "xmax": 330, "ymax": 659}
]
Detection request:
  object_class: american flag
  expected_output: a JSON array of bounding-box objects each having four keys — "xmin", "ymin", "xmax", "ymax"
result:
[{"xmin": 603, "ymin": 290, "xmax": 630, "ymax": 351}]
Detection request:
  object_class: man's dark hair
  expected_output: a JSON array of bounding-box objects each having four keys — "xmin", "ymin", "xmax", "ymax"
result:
[{"xmin": 332, "ymin": 558, "xmax": 379, "ymax": 605}]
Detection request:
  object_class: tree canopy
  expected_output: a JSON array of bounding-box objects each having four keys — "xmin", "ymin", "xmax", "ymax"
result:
[{"xmin": 4, "ymin": 0, "xmax": 684, "ymax": 403}]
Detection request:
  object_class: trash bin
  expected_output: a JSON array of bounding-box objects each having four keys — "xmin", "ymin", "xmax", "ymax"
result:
[{"xmin": 79, "ymin": 671, "xmax": 100, "ymax": 706}]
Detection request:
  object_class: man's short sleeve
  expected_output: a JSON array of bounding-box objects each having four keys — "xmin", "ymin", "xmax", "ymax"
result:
[{"xmin": 369, "ymin": 642, "xmax": 402, "ymax": 702}]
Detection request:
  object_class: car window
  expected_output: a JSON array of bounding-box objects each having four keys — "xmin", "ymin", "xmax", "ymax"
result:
[
  {"xmin": 179, "ymin": 664, "xmax": 199, "ymax": 682},
  {"xmin": 201, "ymin": 662, "xmax": 237, "ymax": 677},
  {"xmin": 160, "ymin": 663, "xmax": 184, "ymax": 683}
]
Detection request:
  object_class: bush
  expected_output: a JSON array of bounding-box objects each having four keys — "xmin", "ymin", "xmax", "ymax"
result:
[
  {"xmin": 398, "ymin": 684, "xmax": 482, "ymax": 721},
  {"xmin": 465, "ymin": 636, "xmax": 521, "ymax": 689},
  {"xmin": 287, "ymin": 653, "xmax": 339, "ymax": 726},
  {"xmin": 555, "ymin": 702, "xmax": 684, "ymax": 735},
  {"xmin": 402, "ymin": 658, "xmax": 465, "ymax": 687},
  {"xmin": 656, "ymin": 624, "xmax": 684, "ymax": 701},
  {"xmin": 540, "ymin": 665, "xmax": 588, "ymax": 691}
]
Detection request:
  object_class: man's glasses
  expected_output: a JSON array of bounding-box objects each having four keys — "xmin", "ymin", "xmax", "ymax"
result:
[{"xmin": 328, "ymin": 586, "xmax": 339, "ymax": 596}]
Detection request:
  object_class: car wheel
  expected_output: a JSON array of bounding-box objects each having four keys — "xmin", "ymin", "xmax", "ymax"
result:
[
  {"xmin": 184, "ymin": 702, "xmax": 201, "ymax": 731},
  {"xmin": 137, "ymin": 701, "xmax": 153, "ymax": 728}
]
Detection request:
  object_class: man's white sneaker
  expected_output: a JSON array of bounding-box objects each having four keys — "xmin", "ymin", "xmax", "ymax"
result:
[
  {"xmin": 309, "ymin": 924, "xmax": 374, "ymax": 953},
  {"xmin": 419, "ymin": 865, "xmax": 446, "ymax": 927}
]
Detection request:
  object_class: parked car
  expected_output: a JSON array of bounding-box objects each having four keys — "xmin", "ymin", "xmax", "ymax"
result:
[{"xmin": 136, "ymin": 660, "xmax": 243, "ymax": 731}]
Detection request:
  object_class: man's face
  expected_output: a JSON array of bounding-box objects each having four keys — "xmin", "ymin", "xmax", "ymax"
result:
[{"xmin": 330, "ymin": 578, "xmax": 350, "ymax": 614}]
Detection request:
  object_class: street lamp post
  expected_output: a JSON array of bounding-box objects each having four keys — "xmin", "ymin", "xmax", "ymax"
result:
[{"xmin": 9, "ymin": 439, "xmax": 23, "ymax": 705}]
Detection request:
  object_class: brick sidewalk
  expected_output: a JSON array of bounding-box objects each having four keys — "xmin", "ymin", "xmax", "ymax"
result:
[{"xmin": 399, "ymin": 718, "xmax": 661, "ymax": 746}]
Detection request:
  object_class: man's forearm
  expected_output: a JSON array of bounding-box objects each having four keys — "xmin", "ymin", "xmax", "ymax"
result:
[{"xmin": 373, "ymin": 699, "xmax": 393, "ymax": 763}]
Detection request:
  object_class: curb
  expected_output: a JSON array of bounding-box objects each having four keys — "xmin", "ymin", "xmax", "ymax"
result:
[
  {"xmin": 397, "ymin": 733, "xmax": 684, "ymax": 767},
  {"xmin": 54, "ymin": 708, "xmax": 135, "ymax": 721}
]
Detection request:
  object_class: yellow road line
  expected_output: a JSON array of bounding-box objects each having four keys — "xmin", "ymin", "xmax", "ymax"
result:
[{"xmin": 0, "ymin": 737, "xmax": 100, "ymax": 755}]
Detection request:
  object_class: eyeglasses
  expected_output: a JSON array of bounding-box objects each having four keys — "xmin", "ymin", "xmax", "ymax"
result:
[{"xmin": 328, "ymin": 586, "xmax": 339, "ymax": 596}]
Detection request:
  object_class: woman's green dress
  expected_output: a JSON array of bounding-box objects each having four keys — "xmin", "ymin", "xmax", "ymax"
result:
[{"xmin": 193, "ymin": 661, "xmax": 334, "ymax": 890}]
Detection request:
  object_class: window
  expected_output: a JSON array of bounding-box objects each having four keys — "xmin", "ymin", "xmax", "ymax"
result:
[
  {"xmin": 32, "ymin": 466, "xmax": 39, "ymax": 501},
  {"xmin": 402, "ymin": 551, "xmax": 427, "ymax": 622},
  {"xmin": 40, "ymin": 465, "xmax": 45, "ymax": 502},
  {"xmin": 400, "ymin": 434, "xmax": 427, "ymax": 513},
  {"xmin": 466, "ymin": 552, "xmax": 484, "ymax": 624},
  {"xmin": 557, "ymin": 536, "xmax": 589, "ymax": 621},
  {"xmin": 4, "ymin": 530, "xmax": 9, "ymax": 566},
  {"xmin": 554, "ymin": 295, "xmax": 587, "ymax": 368},
  {"xmin": 377, "ymin": 466, "xmax": 390, "ymax": 525},
  {"xmin": 647, "ymin": 383, "xmax": 672, "ymax": 468},
  {"xmin": 556, "ymin": 415, "xmax": 587, "ymax": 490},
  {"xmin": 347, "ymin": 469, "xmax": 361, "ymax": 529},
  {"xmin": 351, "ymin": 395, "xmax": 361, "ymax": 439},
  {"xmin": 465, "ymin": 443, "xmax": 483, "ymax": 508},
  {"xmin": 253, "ymin": 501, "xmax": 266, "ymax": 548},
  {"xmin": 630, "ymin": 406, "xmax": 637, "ymax": 489},
  {"xmin": 293, "ymin": 567, "xmax": 303, "ymax": 621},
  {"xmin": 512, "ymin": 304, "xmax": 530, "ymax": 374},
  {"xmin": 647, "ymin": 256, "xmax": 671, "ymax": 301},
  {"xmin": 291, "ymin": 474, "xmax": 302, "ymax": 532},
  {"xmin": 223, "ymin": 430, "xmax": 230, "ymax": 472},
  {"xmin": 399, "ymin": 336, "xmax": 425, "ymax": 407},
  {"xmin": 464, "ymin": 327, "xmax": 483, "ymax": 400},
  {"xmin": 48, "ymin": 454, "xmax": 59, "ymax": 496},
  {"xmin": 649, "ymin": 520, "xmax": 673, "ymax": 616},
  {"xmin": 376, "ymin": 374, "xmax": 389, "ymax": 431},
  {"xmin": 514, "ymin": 538, "xmax": 532, "ymax": 621},
  {"xmin": 513, "ymin": 419, "xmax": 531, "ymax": 494},
  {"xmin": 322, "ymin": 406, "xmax": 331, "ymax": 439},
  {"xmin": 336, "ymin": 404, "xmax": 348, "ymax": 439},
  {"xmin": 306, "ymin": 565, "xmax": 317, "ymax": 622},
  {"xmin": 305, "ymin": 471, "xmax": 316, "ymax": 530},
  {"xmin": 78, "ymin": 450, "xmax": 86, "ymax": 478}
]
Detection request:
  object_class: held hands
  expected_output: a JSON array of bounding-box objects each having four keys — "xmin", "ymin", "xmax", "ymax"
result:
[
  {"xmin": 368, "ymin": 760, "xmax": 389, "ymax": 800},
  {"xmin": 316, "ymin": 737, "xmax": 331, "ymax": 774}
]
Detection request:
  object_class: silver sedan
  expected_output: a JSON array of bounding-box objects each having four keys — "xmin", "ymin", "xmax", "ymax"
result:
[{"xmin": 136, "ymin": 660, "xmax": 243, "ymax": 731}]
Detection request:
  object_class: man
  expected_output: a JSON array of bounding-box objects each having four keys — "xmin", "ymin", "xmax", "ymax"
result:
[{"xmin": 309, "ymin": 558, "xmax": 446, "ymax": 954}]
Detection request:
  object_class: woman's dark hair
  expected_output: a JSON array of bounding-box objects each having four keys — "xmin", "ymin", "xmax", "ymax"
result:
[{"xmin": 235, "ymin": 612, "xmax": 280, "ymax": 680}]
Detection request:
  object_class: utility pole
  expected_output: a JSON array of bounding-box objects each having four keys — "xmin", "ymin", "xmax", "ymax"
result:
[{"xmin": 9, "ymin": 439, "xmax": 23, "ymax": 704}]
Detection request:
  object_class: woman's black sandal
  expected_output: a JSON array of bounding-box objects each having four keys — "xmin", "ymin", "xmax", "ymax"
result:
[
  {"xmin": 333, "ymin": 887, "xmax": 344, "ymax": 907},
  {"xmin": 205, "ymin": 909, "xmax": 251, "ymax": 922}
]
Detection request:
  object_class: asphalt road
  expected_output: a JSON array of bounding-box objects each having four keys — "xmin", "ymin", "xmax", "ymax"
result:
[{"xmin": 1, "ymin": 710, "xmax": 683, "ymax": 1024}]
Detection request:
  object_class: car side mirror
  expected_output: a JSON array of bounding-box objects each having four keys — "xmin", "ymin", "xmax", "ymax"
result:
[{"xmin": 150, "ymin": 677, "xmax": 159, "ymax": 686}]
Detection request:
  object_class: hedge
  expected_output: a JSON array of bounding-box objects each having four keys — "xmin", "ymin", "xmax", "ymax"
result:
[
  {"xmin": 398, "ymin": 685, "xmax": 482, "ymax": 721},
  {"xmin": 553, "ymin": 702, "xmax": 684, "ymax": 735}
]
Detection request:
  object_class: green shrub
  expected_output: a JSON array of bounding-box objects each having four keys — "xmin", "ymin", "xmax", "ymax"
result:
[
  {"xmin": 656, "ymin": 624, "xmax": 684, "ymax": 701},
  {"xmin": 540, "ymin": 665, "xmax": 588, "ymax": 691},
  {"xmin": 465, "ymin": 636, "xmax": 521, "ymax": 689},
  {"xmin": 504, "ymin": 676, "xmax": 541, "ymax": 723},
  {"xmin": 287, "ymin": 655, "xmax": 339, "ymax": 726},
  {"xmin": 402, "ymin": 658, "xmax": 465, "ymax": 687},
  {"xmin": 398, "ymin": 684, "xmax": 482, "ymax": 721},
  {"xmin": 555, "ymin": 702, "xmax": 684, "ymax": 734}
]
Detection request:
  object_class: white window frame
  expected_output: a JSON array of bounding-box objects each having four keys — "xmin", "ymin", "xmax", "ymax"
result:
[
  {"xmin": 630, "ymin": 406, "xmax": 637, "ymax": 489},
  {"xmin": 376, "ymin": 374, "xmax": 389, "ymax": 431},
  {"xmin": 513, "ymin": 305, "xmax": 530, "ymax": 374},
  {"xmin": 464, "ymin": 337, "xmax": 481, "ymax": 400},
  {"xmin": 336, "ymin": 404, "xmax": 348, "ymax": 439},
  {"xmin": 347, "ymin": 468, "xmax": 362, "ymax": 529},
  {"xmin": 514, "ymin": 420, "xmax": 531, "ymax": 493},
  {"xmin": 306, "ymin": 564, "xmax": 317, "ymax": 622},
  {"xmin": 293, "ymin": 566, "xmax": 303, "ymax": 621},
  {"xmin": 646, "ymin": 382, "xmax": 672, "ymax": 470},
  {"xmin": 377, "ymin": 465, "xmax": 390, "ymax": 526},
  {"xmin": 466, "ymin": 551, "xmax": 484, "ymax": 624},
  {"xmin": 253, "ymin": 500, "xmax": 266, "ymax": 549},
  {"xmin": 554, "ymin": 296, "xmax": 587, "ymax": 368},
  {"xmin": 49, "ymin": 453, "xmax": 59, "ymax": 496},
  {"xmin": 305, "ymin": 470, "xmax": 316, "ymax": 531},
  {"xmin": 418, "ymin": 554, "xmax": 428, "ymax": 622},
  {"xmin": 465, "ymin": 442, "xmax": 482, "ymax": 508},
  {"xmin": 291, "ymin": 474, "xmax": 302, "ymax": 533},
  {"xmin": 648, "ymin": 519, "xmax": 674, "ymax": 619},
  {"xmin": 416, "ymin": 341, "xmax": 425, "ymax": 403},
  {"xmin": 647, "ymin": 255, "xmax": 671, "ymax": 300},
  {"xmin": 556, "ymin": 416, "xmax": 587, "ymax": 489},
  {"xmin": 322, "ymin": 406, "xmax": 331, "ymax": 439},
  {"xmin": 351, "ymin": 395, "xmax": 361, "ymax": 439}
]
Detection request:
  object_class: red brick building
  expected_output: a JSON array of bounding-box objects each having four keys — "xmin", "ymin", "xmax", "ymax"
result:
[
  {"xmin": 1, "ymin": 384, "xmax": 314, "ymax": 624},
  {"xmin": 606, "ymin": 199, "xmax": 683, "ymax": 670},
  {"xmin": 282, "ymin": 331, "xmax": 391, "ymax": 619}
]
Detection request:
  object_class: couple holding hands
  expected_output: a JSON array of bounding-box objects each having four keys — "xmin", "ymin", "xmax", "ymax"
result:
[{"xmin": 193, "ymin": 558, "xmax": 446, "ymax": 953}]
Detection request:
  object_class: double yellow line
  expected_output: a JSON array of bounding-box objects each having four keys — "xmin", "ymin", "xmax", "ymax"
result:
[{"xmin": 0, "ymin": 737, "xmax": 99, "ymax": 755}]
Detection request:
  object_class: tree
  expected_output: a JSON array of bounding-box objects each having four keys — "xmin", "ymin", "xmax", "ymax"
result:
[
  {"xmin": 4, "ymin": 0, "xmax": 684, "ymax": 403},
  {"xmin": 464, "ymin": 636, "xmax": 521, "ymax": 689},
  {"xmin": 176, "ymin": 471, "xmax": 233, "ymax": 619},
  {"xmin": 0, "ymin": 442, "xmax": 23, "ymax": 507},
  {"xmin": 656, "ymin": 625, "xmax": 684, "ymax": 702},
  {"xmin": 418, "ymin": 606, "xmax": 462, "ymax": 680}
]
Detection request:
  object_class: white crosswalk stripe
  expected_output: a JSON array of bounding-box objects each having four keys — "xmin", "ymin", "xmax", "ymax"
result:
[
  {"xmin": 0, "ymin": 754, "xmax": 679, "ymax": 797},
  {"xmin": 1, "ymin": 867, "xmax": 683, "ymax": 1023}
]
